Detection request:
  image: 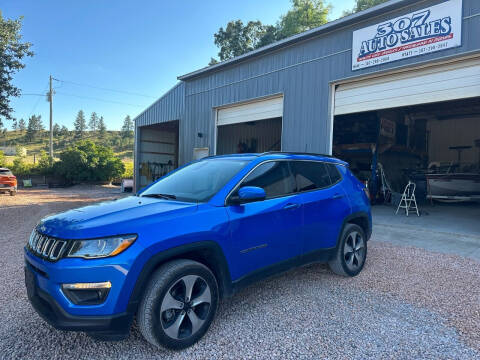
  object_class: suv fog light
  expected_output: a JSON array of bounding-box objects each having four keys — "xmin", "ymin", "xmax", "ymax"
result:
[{"xmin": 62, "ymin": 282, "xmax": 111, "ymax": 305}]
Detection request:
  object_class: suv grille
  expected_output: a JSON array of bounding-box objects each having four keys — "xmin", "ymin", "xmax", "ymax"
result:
[{"xmin": 27, "ymin": 230, "xmax": 67, "ymax": 261}]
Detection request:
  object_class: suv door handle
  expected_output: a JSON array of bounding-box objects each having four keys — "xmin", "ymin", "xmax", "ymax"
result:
[
  {"xmin": 331, "ymin": 193, "xmax": 344, "ymax": 200},
  {"xmin": 284, "ymin": 203, "xmax": 300, "ymax": 210}
]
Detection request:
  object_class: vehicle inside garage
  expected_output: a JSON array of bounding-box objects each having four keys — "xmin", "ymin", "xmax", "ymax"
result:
[
  {"xmin": 333, "ymin": 96, "xmax": 480, "ymax": 205},
  {"xmin": 138, "ymin": 120, "xmax": 179, "ymax": 188}
]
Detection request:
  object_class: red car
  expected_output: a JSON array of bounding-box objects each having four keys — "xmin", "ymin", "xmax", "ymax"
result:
[{"xmin": 0, "ymin": 167, "xmax": 17, "ymax": 196}]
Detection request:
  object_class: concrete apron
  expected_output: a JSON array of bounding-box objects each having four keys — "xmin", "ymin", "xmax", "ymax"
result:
[{"xmin": 371, "ymin": 203, "xmax": 480, "ymax": 262}]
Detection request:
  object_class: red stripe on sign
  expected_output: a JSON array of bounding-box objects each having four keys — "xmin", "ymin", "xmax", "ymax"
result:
[{"xmin": 357, "ymin": 33, "xmax": 454, "ymax": 62}]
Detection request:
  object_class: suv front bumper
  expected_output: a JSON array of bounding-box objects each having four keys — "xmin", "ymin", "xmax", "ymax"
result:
[{"xmin": 25, "ymin": 263, "xmax": 133, "ymax": 335}]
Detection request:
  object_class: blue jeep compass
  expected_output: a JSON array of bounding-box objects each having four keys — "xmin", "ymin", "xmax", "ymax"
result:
[{"xmin": 25, "ymin": 152, "xmax": 371, "ymax": 349}]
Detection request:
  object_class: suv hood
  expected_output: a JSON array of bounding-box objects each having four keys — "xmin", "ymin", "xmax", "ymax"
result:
[{"xmin": 37, "ymin": 196, "xmax": 198, "ymax": 239}]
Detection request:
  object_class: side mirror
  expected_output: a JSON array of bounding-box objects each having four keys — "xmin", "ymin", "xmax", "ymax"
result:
[{"xmin": 230, "ymin": 186, "xmax": 266, "ymax": 205}]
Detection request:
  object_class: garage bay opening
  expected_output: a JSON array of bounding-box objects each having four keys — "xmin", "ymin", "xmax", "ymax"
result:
[
  {"xmin": 138, "ymin": 120, "xmax": 179, "ymax": 188},
  {"xmin": 333, "ymin": 97, "xmax": 480, "ymax": 213},
  {"xmin": 216, "ymin": 96, "xmax": 283, "ymax": 155}
]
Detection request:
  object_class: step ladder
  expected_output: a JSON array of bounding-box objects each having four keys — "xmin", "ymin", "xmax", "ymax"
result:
[{"xmin": 396, "ymin": 181, "xmax": 420, "ymax": 217}]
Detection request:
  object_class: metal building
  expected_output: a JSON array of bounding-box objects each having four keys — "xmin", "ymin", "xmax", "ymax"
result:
[{"xmin": 135, "ymin": 0, "xmax": 480, "ymax": 199}]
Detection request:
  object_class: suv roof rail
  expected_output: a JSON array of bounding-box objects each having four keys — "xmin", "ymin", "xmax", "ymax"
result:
[{"xmin": 258, "ymin": 151, "xmax": 336, "ymax": 158}]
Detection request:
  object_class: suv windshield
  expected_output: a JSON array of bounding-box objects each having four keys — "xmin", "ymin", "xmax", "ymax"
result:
[{"xmin": 141, "ymin": 159, "xmax": 248, "ymax": 202}]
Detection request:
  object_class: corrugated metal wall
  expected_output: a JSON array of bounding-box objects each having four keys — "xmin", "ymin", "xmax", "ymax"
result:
[
  {"xmin": 136, "ymin": 0, "xmax": 480, "ymax": 168},
  {"xmin": 135, "ymin": 82, "xmax": 185, "ymax": 127}
]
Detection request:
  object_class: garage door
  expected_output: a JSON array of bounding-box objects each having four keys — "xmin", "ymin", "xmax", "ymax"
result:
[
  {"xmin": 217, "ymin": 96, "xmax": 283, "ymax": 126},
  {"xmin": 334, "ymin": 58, "xmax": 480, "ymax": 115}
]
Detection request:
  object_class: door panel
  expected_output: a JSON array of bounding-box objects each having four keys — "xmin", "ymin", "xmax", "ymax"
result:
[
  {"xmin": 290, "ymin": 161, "xmax": 351, "ymax": 253},
  {"xmin": 226, "ymin": 194, "xmax": 303, "ymax": 280},
  {"xmin": 225, "ymin": 161, "xmax": 303, "ymax": 280}
]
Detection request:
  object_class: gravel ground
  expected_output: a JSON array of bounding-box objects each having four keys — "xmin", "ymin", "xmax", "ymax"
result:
[{"xmin": 0, "ymin": 188, "xmax": 479, "ymax": 359}]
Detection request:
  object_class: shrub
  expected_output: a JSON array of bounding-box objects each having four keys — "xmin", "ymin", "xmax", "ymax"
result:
[
  {"xmin": 122, "ymin": 160, "xmax": 133, "ymax": 179},
  {"xmin": 0, "ymin": 150, "xmax": 5, "ymax": 167},
  {"xmin": 11, "ymin": 154, "xmax": 33, "ymax": 176},
  {"xmin": 37, "ymin": 150, "xmax": 54, "ymax": 176},
  {"xmin": 54, "ymin": 140, "xmax": 125, "ymax": 183}
]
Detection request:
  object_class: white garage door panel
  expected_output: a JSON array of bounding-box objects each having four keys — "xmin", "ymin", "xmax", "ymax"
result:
[
  {"xmin": 335, "ymin": 59, "xmax": 480, "ymax": 115},
  {"xmin": 217, "ymin": 96, "xmax": 283, "ymax": 126}
]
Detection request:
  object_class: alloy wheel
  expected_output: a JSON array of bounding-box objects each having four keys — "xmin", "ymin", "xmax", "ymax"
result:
[
  {"xmin": 343, "ymin": 231, "xmax": 365, "ymax": 271},
  {"xmin": 160, "ymin": 275, "xmax": 212, "ymax": 340}
]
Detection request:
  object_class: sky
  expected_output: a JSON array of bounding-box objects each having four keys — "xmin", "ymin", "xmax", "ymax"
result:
[{"xmin": 3, "ymin": 0, "xmax": 355, "ymax": 130}]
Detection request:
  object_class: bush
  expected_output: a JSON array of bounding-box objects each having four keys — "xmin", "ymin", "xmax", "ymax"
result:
[
  {"xmin": 0, "ymin": 151, "xmax": 5, "ymax": 167},
  {"xmin": 122, "ymin": 160, "xmax": 133, "ymax": 179},
  {"xmin": 54, "ymin": 140, "xmax": 125, "ymax": 183},
  {"xmin": 37, "ymin": 150, "xmax": 54, "ymax": 176},
  {"xmin": 11, "ymin": 154, "xmax": 33, "ymax": 176}
]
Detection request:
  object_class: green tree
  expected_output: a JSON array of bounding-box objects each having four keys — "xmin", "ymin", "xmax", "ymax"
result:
[
  {"xmin": 73, "ymin": 110, "xmax": 87, "ymax": 138},
  {"xmin": 213, "ymin": 20, "xmax": 271, "ymax": 61},
  {"xmin": 121, "ymin": 115, "xmax": 133, "ymax": 139},
  {"xmin": 211, "ymin": 0, "xmax": 331, "ymax": 62},
  {"xmin": 26, "ymin": 114, "xmax": 43, "ymax": 141},
  {"xmin": 344, "ymin": 0, "xmax": 388, "ymax": 15},
  {"xmin": 52, "ymin": 123, "xmax": 60, "ymax": 137},
  {"xmin": 98, "ymin": 116, "xmax": 107, "ymax": 138},
  {"xmin": 0, "ymin": 11, "xmax": 34, "ymax": 127},
  {"xmin": 0, "ymin": 150, "xmax": 5, "ymax": 167},
  {"xmin": 88, "ymin": 112, "xmax": 99, "ymax": 132},
  {"xmin": 54, "ymin": 140, "xmax": 124, "ymax": 183},
  {"xmin": 276, "ymin": 0, "xmax": 330, "ymax": 39},
  {"xmin": 18, "ymin": 118, "xmax": 26, "ymax": 131},
  {"xmin": 37, "ymin": 150, "xmax": 54, "ymax": 175},
  {"xmin": 12, "ymin": 118, "xmax": 17, "ymax": 130},
  {"xmin": 60, "ymin": 125, "xmax": 69, "ymax": 136}
]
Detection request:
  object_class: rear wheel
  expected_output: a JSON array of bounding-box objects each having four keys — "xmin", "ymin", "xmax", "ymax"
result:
[
  {"xmin": 328, "ymin": 223, "xmax": 367, "ymax": 277},
  {"xmin": 10, "ymin": 190, "xmax": 16, "ymax": 196},
  {"xmin": 138, "ymin": 259, "xmax": 219, "ymax": 350}
]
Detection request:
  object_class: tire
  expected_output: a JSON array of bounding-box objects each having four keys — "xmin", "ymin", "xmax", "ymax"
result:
[
  {"xmin": 138, "ymin": 259, "xmax": 219, "ymax": 350},
  {"xmin": 328, "ymin": 223, "xmax": 367, "ymax": 277},
  {"xmin": 10, "ymin": 190, "xmax": 16, "ymax": 196}
]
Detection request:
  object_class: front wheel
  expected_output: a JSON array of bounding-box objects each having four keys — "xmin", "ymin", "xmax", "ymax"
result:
[
  {"xmin": 138, "ymin": 259, "xmax": 219, "ymax": 350},
  {"xmin": 328, "ymin": 223, "xmax": 367, "ymax": 277}
]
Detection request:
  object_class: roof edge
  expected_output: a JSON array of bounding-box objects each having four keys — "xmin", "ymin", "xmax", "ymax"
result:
[{"xmin": 178, "ymin": 0, "xmax": 422, "ymax": 81}]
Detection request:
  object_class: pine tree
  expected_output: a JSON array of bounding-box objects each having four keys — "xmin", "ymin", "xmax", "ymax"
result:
[
  {"xmin": 52, "ymin": 123, "xmax": 61, "ymax": 137},
  {"xmin": 12, "ymin": 119, "xmax": 18, "ymax": 131},
  {"xmin": 60, "ymin": 125, "xmax": 69, "ymax": 137},
  {"xmin": 73, "ymin": 110, "xmax": 87, "ymax": 138},
  {"xmin": 98, "ymin": 116, "xmax": 107, "ymax": 138},
  {"xmin": 26, "ymin": 115, "xmax": 43, "ymax": 141},
  {"xmin": 88, "ymin": 112, "xmax": 99, "ymax": 132},
  {"xmin": 121, "ymin": 115, "xmax": 133, "ymax": 138},
  {"xmin": 18, "ymin": 118, "xmax": 26, "ymax": 131}
]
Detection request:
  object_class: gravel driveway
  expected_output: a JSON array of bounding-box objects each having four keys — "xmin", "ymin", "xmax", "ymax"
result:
[{"xmin": 0, "ymin": 188, "xmax": 479, "ymax": 359}]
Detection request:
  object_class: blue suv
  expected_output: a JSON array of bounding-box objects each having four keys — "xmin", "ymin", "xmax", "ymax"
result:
[{"xmin": 25, "ymin": 152, "xmax": 371, "ymax": 349}]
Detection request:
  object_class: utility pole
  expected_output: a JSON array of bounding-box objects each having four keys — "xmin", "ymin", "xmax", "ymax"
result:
[{"xmin": 48, "ymin": 75, "xmax": 53, "ymax": 158}]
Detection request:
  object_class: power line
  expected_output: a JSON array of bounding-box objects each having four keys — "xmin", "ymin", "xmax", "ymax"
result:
[
  {"xmin": 55, "ymin": 78, "xmax": 157, "ymax": 99},
  {"xmin": 55, "ymin": 91, "xmax": 146, "ymax": 107}
]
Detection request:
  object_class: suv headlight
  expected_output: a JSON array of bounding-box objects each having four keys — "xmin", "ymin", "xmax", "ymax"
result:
[{"xmin": 67, "ymin": 235, "xmax": 137, "ymax": 259}]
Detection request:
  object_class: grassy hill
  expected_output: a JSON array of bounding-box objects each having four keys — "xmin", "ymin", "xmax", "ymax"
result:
[{"xmin": 1, "ymin": 130, "xmax": 133, "ymax": 165}]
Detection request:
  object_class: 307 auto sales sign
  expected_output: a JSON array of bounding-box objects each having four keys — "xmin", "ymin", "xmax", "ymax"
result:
[{"xmin": 352, "ymin": 0, "xmax": 462, "ymax": 70}]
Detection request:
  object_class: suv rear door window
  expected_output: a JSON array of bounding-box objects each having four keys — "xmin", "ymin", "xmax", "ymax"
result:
[
  {"xmin": 290, "ymin": 161, "xmax": 331, "ymax": 192},
  {"xmin": 326, "ymin": 163, "xmax": 342, "ymax": 184},
  {"xmin": 241, "ymin": 161, "xmax": 295, "ymax": 199}
]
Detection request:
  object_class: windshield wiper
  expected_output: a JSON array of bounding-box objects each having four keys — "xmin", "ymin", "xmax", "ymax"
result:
[{"xmin": 141, "ymin": 193, "xmax": 177, "ymax": 200}]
